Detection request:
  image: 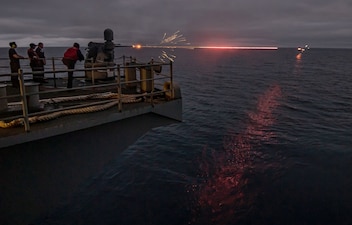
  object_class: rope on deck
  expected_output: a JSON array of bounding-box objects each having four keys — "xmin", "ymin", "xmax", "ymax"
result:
[
  {"xmin": 39, "ymin": 92, "xmax": 142, "ymax": 105},
  {"xmin": 0, "ymin": 92, "xmax": 144, "ymax": 128}
]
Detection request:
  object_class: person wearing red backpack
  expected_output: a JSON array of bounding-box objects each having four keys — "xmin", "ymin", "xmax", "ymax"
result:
[{"xmin": 62, "ymin": 43, "xmax": 84, "ymax": 88}]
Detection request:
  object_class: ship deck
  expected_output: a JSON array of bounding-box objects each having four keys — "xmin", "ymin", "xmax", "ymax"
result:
[{"xmin": 0, "ymin": 76, "xmax": 182, "ymax": 148}]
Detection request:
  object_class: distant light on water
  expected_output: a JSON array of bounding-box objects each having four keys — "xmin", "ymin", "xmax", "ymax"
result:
[
  {"xmin": 296, "ymin": 53, "xmax": 302, "ymax": 60},
  {"xmin": 296, "ymin": 44, "xmax": 309, "ymax": 59}
]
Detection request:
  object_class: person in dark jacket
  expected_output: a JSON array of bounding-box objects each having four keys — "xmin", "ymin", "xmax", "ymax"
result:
[
  {"xmin": 62, "ymin": 43, "xmax": 84, "ymax": 88},
  {"xmin": 34, "ymin": 42, "xmax": 47, "ymax": 83},
  {"xmin": 27, "ymin": 43, "xmax": 43, "ymax": 83},
  {"xmin": 8, "ymin": 42, "xmax": 25, "ymax": 88}
]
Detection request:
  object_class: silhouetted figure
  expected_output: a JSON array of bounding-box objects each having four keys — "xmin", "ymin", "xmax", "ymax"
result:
[
  {"xmin": 34, "ymin": 42, "xmax": 47, "ymax": 83},
  {"xmin": 27, "ymin": 43, "xmax": 43, "ymax": 83},
  {"xmin": 62, "ymin": 43, "xmax": 84, "ymax": 88},
  {"xmin": 8, "ymin": 42, "xmax": 25, "ymax": 88}
]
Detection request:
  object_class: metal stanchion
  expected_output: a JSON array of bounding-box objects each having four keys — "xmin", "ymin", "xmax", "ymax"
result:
[
  {"xmin": 18, "ymin": 69, "xmax": 30, "ymax": 132},
  {"xmin": 52, "ymin": 57, "xmax": 57, "ymax": 88},
  {"xmin": 117, "ymin": 65, "xmax": 122, "ymax": 112}
]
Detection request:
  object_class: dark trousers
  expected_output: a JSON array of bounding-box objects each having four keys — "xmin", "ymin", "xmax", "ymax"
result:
[
  {"xmin": 32, "ymin": 66, "xmax": 45, "ymax": 82},
  {"xmin": 10, "ymin": 62, "xmax": 20, "ymax": 88},
  {"xmin": 62, "ymin": 58, "xmax": 76, "ymax": 88}
]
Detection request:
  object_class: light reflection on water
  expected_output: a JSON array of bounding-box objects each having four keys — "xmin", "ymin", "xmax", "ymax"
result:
[{"xmin": 194, "ymin": 84, "xmax": 282, "ymax": 224}]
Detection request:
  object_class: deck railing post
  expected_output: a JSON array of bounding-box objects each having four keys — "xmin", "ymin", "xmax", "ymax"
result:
[
  {"xmin": 117, "ymin": 64, "xmax": 122, "ymax": 112},
  {"xmin": 112, "ymin": 63, "xmax": 116, "ymax": 79},
  {"xmin": 122, "ymin": 55, "xmax": 126, "ymax": 78},
  {"xmin": 92, "ymin": 62, "xmax": 95, "ymax": 85},
  {"xmin": 18, "ymin": 69, "xmax": 30, "ymax": 132},
  {"xmin": 170, "ymin": 60, "xmax": 174, "ymax": 98},
  {"xmin": 52, "ymin": 57, "xmax": 57, "ymax": 88},
  {"xmin": 150, "ymin": 59, "xmax": 154, "ymax": 107}
]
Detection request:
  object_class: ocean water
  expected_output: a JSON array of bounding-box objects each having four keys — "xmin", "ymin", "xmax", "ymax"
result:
[{"xmin": 2, "ymin": 47, "xmax": 352, "ymax": 225}]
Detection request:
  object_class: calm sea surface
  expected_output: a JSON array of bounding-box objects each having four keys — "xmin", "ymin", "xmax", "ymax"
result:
[{"xmin": 2, "ymin": 47, "xmax": 352, "ymax": 224}]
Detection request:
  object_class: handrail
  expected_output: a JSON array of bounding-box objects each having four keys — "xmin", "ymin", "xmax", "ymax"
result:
[
  {"xmin": 0, "ymin": 56, "xmax": 174, "ymax": 132},
  {"xmin": 18, "ymin": 69, "xmax": 30, "ymax": 131}
]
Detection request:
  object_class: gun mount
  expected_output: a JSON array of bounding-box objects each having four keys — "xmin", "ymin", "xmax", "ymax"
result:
[{"xmin": 84, "ymin": 28, "xmax": 116, "ymax": 80}]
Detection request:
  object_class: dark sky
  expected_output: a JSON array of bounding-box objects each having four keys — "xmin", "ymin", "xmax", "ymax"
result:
[{"xmin": 1, "ymin": 0, "xmax": 351, "ymax": 48}]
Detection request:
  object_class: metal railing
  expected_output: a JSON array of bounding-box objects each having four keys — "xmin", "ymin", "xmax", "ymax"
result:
[{"xmin": 0, "ymin": 56, "xmax": 175, "ymax": 132}]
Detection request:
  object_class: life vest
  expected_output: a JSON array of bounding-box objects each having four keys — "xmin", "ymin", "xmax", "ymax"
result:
[{"xmin": 63, "ymin": 47, "xmax": 78, "ymax": 60}]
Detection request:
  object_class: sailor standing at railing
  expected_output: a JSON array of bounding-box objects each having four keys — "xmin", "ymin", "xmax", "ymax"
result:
[
  {"xmin": 8, "ymin": 41, "xmax": 25, "ymax": 88},
  {"xmin": 27, "ymin": 43, "xmax": 43, "ymax": 83},
  {"xmin": 62, "ymin": 43, "xmax": 85, "ymax": 88},
  {"xmin": 34, "ymin": 42, "xmax": 47, "ymax": 83}
]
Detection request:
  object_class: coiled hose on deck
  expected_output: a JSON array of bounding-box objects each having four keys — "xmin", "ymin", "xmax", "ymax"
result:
[{"xmin": 0, "ymin": 92, "xmax": 143, "ymax": 128}]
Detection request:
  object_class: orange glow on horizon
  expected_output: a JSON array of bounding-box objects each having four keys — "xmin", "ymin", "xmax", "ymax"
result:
[{"xmin": 132, "ymin": 44, "xmax": 142, "ymax": 49}]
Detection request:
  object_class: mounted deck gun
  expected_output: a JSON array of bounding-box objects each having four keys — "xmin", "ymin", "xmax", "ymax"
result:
[{"xmin": 84, "ymin": 28, "xmax": 116, "ymax": 80}]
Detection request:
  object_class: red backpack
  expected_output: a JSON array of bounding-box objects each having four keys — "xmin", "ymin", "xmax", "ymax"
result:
[{"xmin": 63, "ymin": 47, "xmax": 78, "ymax": 60}]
